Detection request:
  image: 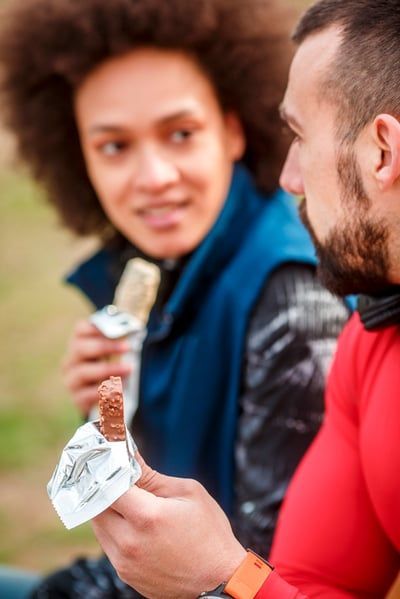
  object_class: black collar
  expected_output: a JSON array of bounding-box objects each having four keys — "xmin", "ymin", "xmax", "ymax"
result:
[{"xmin": 358, "ymin": 288, "xmax": 400, "ymax": 330}]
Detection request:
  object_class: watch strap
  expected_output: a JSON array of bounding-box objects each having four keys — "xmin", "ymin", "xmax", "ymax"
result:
[
  {"xmin": 224, "ymin": 550, "xmax": 273, "ymax": 599},
  {"xmin": 198, "ymin": 582, "xmax": 232, "ymax": 597}
]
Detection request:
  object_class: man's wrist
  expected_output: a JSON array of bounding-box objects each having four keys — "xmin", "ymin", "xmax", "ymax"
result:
[
  {"xmin": 219, "ymin": 546, "xmax": 248, "ymax": 585},
  {"xmin": 199, "ymin": 549, "xmax": 273, "ymax": 599},
  {"xmin": 197, "ymin": 546, "xmax": 246, "ymax": 599}
]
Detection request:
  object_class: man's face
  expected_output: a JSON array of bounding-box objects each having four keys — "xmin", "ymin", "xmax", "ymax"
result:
[
  {"xmin": 280, "ymin": 27, "xmax": 390, "ymax": 296},
  {"xmin": 75, "ymin": 48, "xmax": 244, "ymax": 259}
]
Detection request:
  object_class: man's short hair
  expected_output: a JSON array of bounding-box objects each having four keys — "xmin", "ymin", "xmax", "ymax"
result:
[{"xmin": 294, "ymin": 0, "xmax": 400, "ymax": 144}]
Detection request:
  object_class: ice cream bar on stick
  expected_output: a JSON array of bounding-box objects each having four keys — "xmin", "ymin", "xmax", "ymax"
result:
[
  {"xmin": 48, "ymin": 374, "xmax": 141, "ymax": 529},
  {"xmin": 114, "ymin": 257, "xmax": 160, "ymax": 326},
  {"xmin": 98, "ymin": 376, "xmax": 126, "ymax": 441}
]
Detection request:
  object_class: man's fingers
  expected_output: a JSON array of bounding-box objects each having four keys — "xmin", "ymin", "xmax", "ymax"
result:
[{"xmin": 92, "ymin": 507, "xmax": 126, "ymax": 562}]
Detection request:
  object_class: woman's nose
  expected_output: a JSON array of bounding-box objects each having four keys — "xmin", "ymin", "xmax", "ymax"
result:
[{"xmin": 134, "ymin": 148, "xmax": 179, "ymax": 193}]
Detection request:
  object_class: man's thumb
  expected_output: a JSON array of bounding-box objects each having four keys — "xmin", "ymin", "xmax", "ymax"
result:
[
  {"xmin": 135, "ymin": 451, "xmax": 163, "ymax": 493},
  {"xmin": 135, "ymin": 451, "xmax": 194, "ymax": 498}
]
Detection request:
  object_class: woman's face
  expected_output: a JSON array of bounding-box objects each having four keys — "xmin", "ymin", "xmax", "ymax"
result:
[{"xmin": 74, "ymin": 48, "xmax": 245, "ymax": 259}]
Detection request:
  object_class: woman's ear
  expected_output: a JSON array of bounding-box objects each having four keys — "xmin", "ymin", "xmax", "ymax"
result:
[
  {"xmin": 224, "ymin": 112, "xmax": 246, "ymax": 161},
  {"xmin": 372, "ymin": 114, "xmax": 400, "ymax": 191}
]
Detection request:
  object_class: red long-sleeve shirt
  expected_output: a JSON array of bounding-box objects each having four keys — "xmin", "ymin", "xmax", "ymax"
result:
[{"xmin": 255, "ymin": 313, "xmax": 400, "ymax": 598}]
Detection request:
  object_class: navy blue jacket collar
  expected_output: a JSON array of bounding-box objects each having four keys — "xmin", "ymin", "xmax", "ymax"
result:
[{"xmin": 66, "ymin": 163, "xmax": 262, "ymax": 313}]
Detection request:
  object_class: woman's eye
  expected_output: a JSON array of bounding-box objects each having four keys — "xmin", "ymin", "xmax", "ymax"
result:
[
  {"xmin": 170, "ymin": 129, "xmax": 193, "ymax": 143},
  {"xmin": 99, "ymin": 141, "xmax": 126, "ymax": 156}
]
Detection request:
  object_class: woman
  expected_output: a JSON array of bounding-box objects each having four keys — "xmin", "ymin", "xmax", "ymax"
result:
[{"xmin": 0, "ymin": 0, "xmax": 348, "ymax": 596}]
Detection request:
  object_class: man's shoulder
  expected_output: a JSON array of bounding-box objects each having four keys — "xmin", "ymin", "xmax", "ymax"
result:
[
  {"xmin": 330, "ymin": 312, "xmax": 400, "ymax": 414},
  {"xmin": 339, "ymin": 311, "xmax": 400, "ymax": 363}
]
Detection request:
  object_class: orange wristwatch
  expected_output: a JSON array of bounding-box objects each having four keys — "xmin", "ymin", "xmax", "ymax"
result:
[{"xmin": 198, "ymin": 550, "xmax": 273, "ymax": 599}]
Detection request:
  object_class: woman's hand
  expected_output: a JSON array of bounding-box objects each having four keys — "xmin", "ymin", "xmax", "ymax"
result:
[
  {"xmin": 62, "ymin": 319, "xmax": 133, "ymax": 416},
  {"xmin": 92, "ymin": 455, "xmax": 246, "ymax": 599}
]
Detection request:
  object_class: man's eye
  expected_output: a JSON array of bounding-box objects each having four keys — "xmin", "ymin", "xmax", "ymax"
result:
[
  {"xmin": 281, "ymin": 124, "xmax": 300, "ymax": 143},
  {"xmin": 281, "ymin": 123, "xmax": 292, "ymax": 137},
  {"xmin": 99, "ymin": 141, "xmax": 126, "ymax": 156},
  {"xmin": 170, "ymin": 129, "xmax": 193, "ymax": 143}
]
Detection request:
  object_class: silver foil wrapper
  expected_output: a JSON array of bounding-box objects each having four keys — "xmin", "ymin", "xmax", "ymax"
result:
[
  {"xmin": 47, "ymin": 421, "xmax": 141, "ymax": 529},
  {"xmin": 90, "ymin": 305, "xmax": 143, "ymax": 339}
]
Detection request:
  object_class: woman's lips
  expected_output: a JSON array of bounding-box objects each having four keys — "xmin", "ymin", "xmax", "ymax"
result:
[{"xmin": 138, "ymin": 203, "xmax": 188, "ymax": 230}]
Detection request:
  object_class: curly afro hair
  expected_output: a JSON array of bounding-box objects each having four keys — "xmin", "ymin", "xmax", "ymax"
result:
[{"xmin": 0, "ymin": 0, "xmax": 295, "ymax": 239}]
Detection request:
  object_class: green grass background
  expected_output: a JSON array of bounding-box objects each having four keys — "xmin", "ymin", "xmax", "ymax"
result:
[{"xmin": 0, "ymin": 165, "xmax": 100, "ymax": 571}]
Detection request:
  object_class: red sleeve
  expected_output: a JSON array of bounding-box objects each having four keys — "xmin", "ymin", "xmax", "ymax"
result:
[
  {"xmin": 255, "ymin": 570, "xmax": 307, "ymax": 598},
  {"xmin": 266, "ymin": 314, "xmax": 400, "ymax": 597}
]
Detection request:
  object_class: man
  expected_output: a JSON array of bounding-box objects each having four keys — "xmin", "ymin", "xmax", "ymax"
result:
[{"xmin": 91, "ymin": 1, "xmax": 400, "ymax": 597}]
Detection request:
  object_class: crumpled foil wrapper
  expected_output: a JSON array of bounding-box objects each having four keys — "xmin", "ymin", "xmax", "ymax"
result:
[{"xmin": 47, "ymin": 421, "xmax": 141, "ymax": 529}]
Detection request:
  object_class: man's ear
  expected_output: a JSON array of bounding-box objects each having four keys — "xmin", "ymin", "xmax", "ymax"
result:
[{"xmin": 372, "ymin": 114, "xmax": 400, "ymax": 191}]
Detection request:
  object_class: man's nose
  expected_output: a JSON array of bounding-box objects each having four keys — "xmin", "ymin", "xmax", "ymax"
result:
[
  {"xmin": 279, "ymin": 143, "xmax": 304, "ymax": 197},
  {"xmin": 134, "ymin": 148, "xmax": 179, "ymax": 192}
]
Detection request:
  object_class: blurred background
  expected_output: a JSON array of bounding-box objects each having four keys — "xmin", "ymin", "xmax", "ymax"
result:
[
  {"xmin": 0, "ymin": 140, "xmax": 99, "ymax": 568},
  {"xmin": 0, "ymin": 0, "xmax": 398, "ymax": 595}
]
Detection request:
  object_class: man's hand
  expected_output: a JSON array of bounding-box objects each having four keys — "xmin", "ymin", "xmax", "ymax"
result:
[
  {"xmin": 92, "ymin": 457, "xmax": 246, "ymax": 598},
  {"xmin": 62, "ymin": 319, "xmax": 133, "ymax": 416}
]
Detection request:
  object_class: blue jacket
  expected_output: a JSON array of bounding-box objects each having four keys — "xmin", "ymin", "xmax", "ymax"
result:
[{"xmin": 67, "ymin": 164, "xmax": 316, "ymax": 513}]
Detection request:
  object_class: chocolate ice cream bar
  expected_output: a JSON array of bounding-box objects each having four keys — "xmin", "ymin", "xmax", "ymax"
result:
[{"xmin": 98, "ymin": 376, "xmax": 126, "ymax": 441}]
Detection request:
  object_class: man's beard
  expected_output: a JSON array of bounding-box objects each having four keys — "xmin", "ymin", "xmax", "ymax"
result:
[{"xmin": 299, "ymin": 150, "xmax": 391, "ymax": 297}]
